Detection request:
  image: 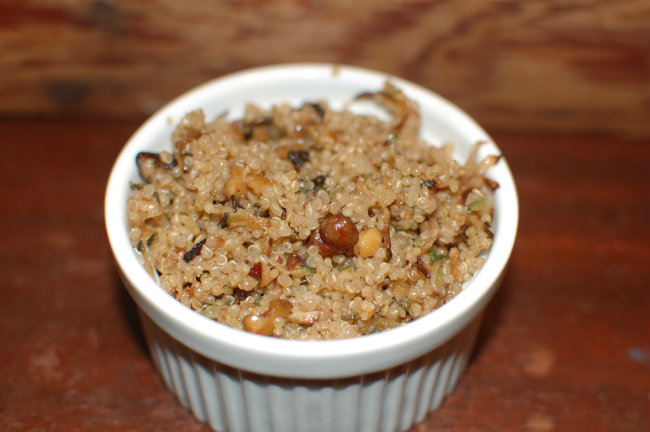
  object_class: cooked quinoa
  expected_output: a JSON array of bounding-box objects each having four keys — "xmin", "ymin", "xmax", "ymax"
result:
[{"xmin": 127, "ymin": 83, "xmax": 500, "ymax": 340}]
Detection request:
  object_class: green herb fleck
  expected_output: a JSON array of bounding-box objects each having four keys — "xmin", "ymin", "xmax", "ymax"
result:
[
  {"xmin": 429, "ymin": 248, "xmax": 447, "ymax": 263},
  {"xmin": 467, "ymin": 198, "xmax": 488, "ymax": 213},
  {"xmin": 338, "ymin": 264, "xmax": 354, "ymax": 272},
  {"xmin": 303, "ymin": 266, "xmax": 317, "ymax": 274}
]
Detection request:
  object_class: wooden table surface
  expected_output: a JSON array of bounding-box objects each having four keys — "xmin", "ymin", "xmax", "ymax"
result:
[{"xmin": 0, "ymin": 118, "xmax": 648, "ymax": 432}]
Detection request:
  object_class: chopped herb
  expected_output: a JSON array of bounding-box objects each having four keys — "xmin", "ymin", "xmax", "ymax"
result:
[
  {"xmin": 303, "ymin": 266, "xmax": 317, "ymax": 274},
  {"xmin": 390, "ymin": 297, "xmax": 397, "ymax": 306},
  {"xmin": 400, "ymin": 298, "xmax": 408, "ymax": 310},
  {"xmin": 312, "ymin": 174, "xmax": 327, "ymax": 192},
  {"xmin": 287, "ymin": 264, "xmax": 316, "ymax": 277},
  {"xmin": 292, "ymin": 265, "xmax": 317, "ymax": 277},
  {"xmin": 467, "ymin": 198, "xmax": 488, "ymax": 213},
  {"xmin": 298, "ymin": 185, "xmax": 306, "ymax": 193},
  {"xmin": 420, "ymin": 179, "xmax": 438, "ymax": 189},
  {"xmin": 429, "ymin": 248, "xmax": 447, "ymax": 263},
  {"xmin": 183, "ymin": 238, "xmax": 206, "ymax": 263},
  {"xmin": 342, "ymin": 312, "xmax": 358, "ymax": 321},
  {"xmin": 152, "ymin": 191, "xmax": 160, "ymax": 204},
  {"xmin": 129, "ymin": 182, "xmax": 144, "ymax": 190},
  {"xmin": 323, "ymin": 186, "xmax": 331, "ymax": 194},
  {"xmin": 338, "ymin": 264, "xmax": 354, "ymax": 272},
  {"xmin": 146, "ymin": 233, "xmax": 156, "ymax": 247}
]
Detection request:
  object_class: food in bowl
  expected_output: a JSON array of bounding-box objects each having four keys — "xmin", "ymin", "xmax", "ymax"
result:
[{"xmin": 126, "ymin": 82, "xmax": 500, "ymax": 340}]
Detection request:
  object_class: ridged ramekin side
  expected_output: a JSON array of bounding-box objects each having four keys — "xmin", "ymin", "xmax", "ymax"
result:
[{"xmin": 139, "ymin": 311, "xmax": 482, "ymax": 432}]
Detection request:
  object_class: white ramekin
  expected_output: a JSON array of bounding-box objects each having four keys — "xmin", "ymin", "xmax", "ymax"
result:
[{"xmin": 105, "ymin": 63, "xmax": 518, "ymax": 432}]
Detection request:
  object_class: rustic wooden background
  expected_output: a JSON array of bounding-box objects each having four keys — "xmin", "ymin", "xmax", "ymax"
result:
[
  {"xmin": 1, "ymin": 2, "xmax": 649, "ymax": 432},
  {"xmin": 1, "ymin": 0, "xmax": 648, "ymax": 137}
]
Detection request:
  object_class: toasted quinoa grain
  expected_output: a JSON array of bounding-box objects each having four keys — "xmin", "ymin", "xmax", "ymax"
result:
[{"xmin": 127, "ymin": 83, "xmax": 499, "ymax": 339}]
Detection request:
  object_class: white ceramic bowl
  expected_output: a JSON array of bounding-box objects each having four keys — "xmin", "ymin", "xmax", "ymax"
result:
[{"xmin": 105, "ymin": 63, "xmax": 518, "ymax": 432}]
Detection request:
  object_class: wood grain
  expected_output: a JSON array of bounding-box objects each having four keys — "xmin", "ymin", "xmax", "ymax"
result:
[
  {"xmin": 0, "ymin": 1, "xmax": 648, "ymax": 429},
  {"xmin": 0, "ymin": 0, "xmax": 648, "ymax": 137},
  {"xmin": 0, "ymin": 118, "xmax": 647, "ymax": 431}
]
